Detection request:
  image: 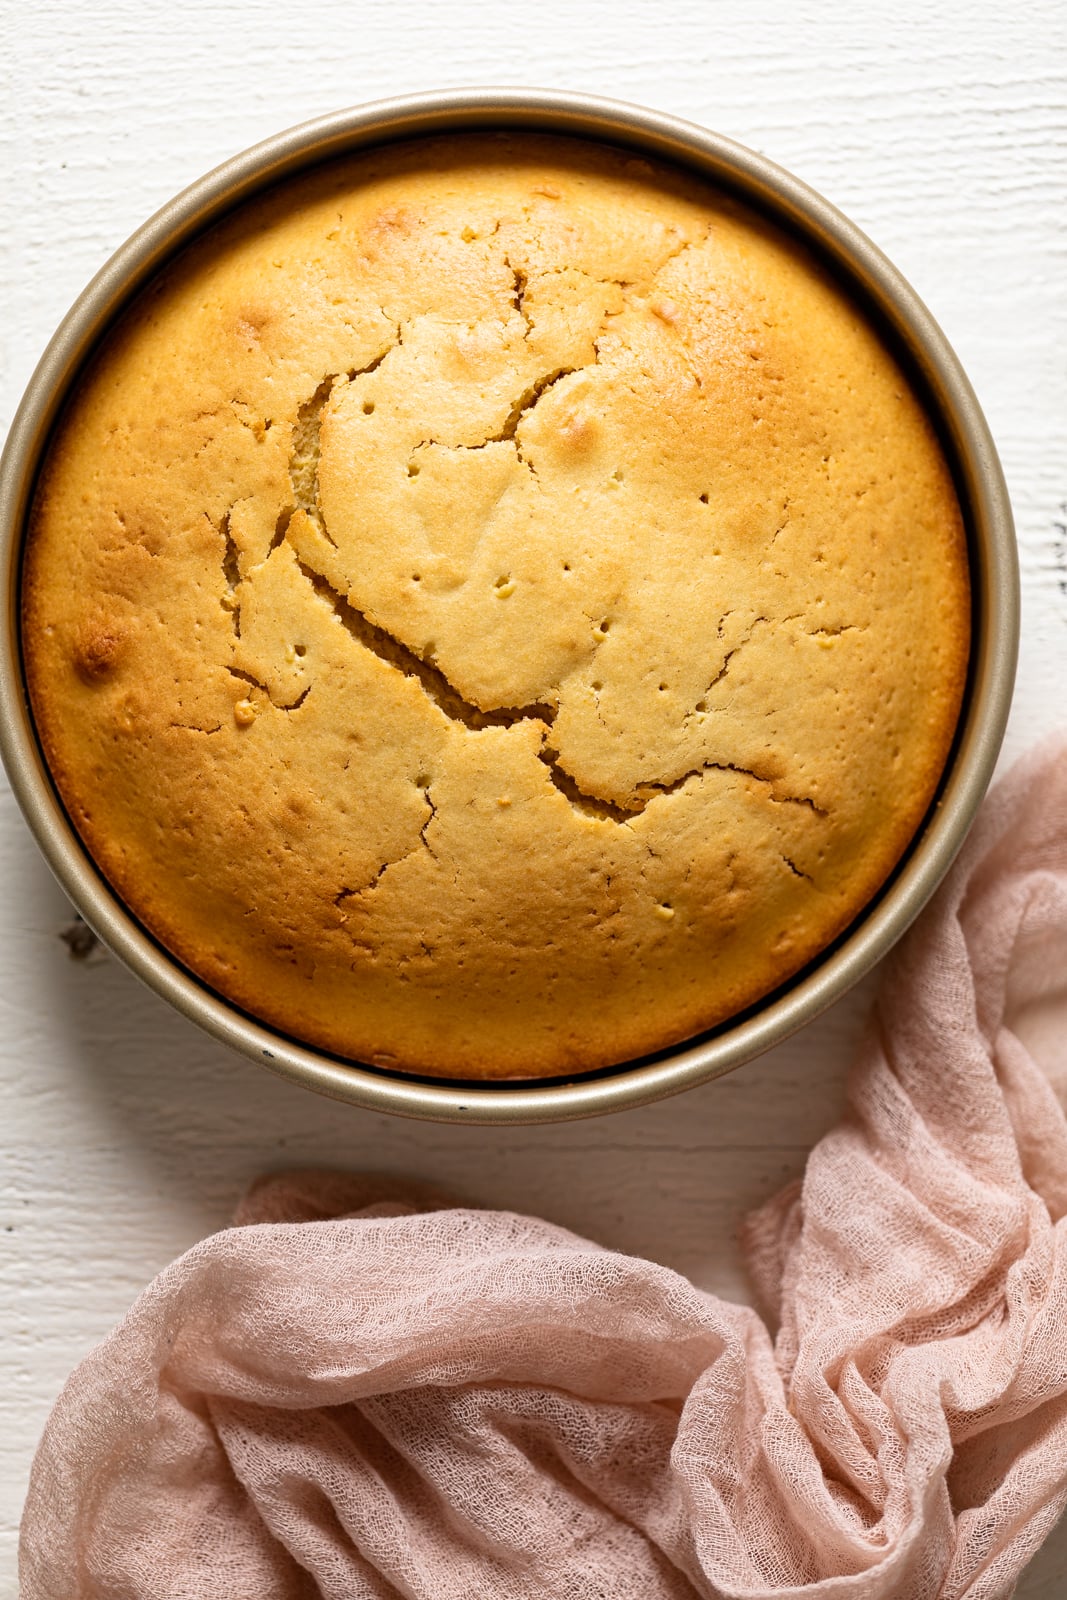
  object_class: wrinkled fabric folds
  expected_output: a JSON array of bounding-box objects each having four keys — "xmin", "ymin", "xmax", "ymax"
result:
[{"xmin": 20, "ymin": 739, "xmax": 1067, "ymax": 1599}]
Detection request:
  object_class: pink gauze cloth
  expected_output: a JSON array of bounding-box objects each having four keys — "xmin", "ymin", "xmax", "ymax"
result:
[{"xmin": 19, "ymin": 737, "xmax": 1067, "ymax": 1600}]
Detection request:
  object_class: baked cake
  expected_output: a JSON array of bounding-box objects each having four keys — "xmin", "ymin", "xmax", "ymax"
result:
[{"xmin": 22, "ymin": 134, "xmax": 970, "ymax": 1078}]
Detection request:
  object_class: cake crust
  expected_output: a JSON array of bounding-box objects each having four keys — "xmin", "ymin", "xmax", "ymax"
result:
[{"xmin": 22, "ymin": 135, "xmax": 970, "ymax": 1078}]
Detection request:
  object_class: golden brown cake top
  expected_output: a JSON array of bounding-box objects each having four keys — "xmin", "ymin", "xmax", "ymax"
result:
[{"xmin": 23, "ymin": 134, "xmax": 970, "ymax": 1078}]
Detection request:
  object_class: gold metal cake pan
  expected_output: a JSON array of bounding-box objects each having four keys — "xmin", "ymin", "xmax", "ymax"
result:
[{"xmin": 0, "ymin": 89, "xmax": 1018, "ymax": 1123}]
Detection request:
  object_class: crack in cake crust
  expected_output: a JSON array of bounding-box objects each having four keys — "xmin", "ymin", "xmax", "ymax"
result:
[{"xmin": 272, "ymin": 369, "xmax": 831, "ymax": 826}]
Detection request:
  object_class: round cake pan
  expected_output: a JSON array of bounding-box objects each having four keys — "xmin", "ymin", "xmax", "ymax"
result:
[{"xmin": 0, "ymin": 88, "xmax": 1018, "ymax": 1124}]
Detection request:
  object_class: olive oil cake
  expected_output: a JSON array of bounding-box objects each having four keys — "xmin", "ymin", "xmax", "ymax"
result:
[{"xmin": 22, "ymin": 135, "xmax": 970, "ymax": 1078}]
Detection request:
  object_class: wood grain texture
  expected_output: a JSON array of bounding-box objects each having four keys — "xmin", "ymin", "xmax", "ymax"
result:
[{"xmin": 1, "ymin": 2, "xmax": 1065, "ymax": 1593}]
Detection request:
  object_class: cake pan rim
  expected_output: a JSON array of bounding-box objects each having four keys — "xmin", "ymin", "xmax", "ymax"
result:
[{"xmin": 0, "ymin": 86, "xmax": 1018, "ymax": 1124}]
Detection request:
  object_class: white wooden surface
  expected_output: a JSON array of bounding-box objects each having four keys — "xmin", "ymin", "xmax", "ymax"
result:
[{"xmin": 2, "ymin": 3, "xmax": 1065, "ymax": 1593}]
